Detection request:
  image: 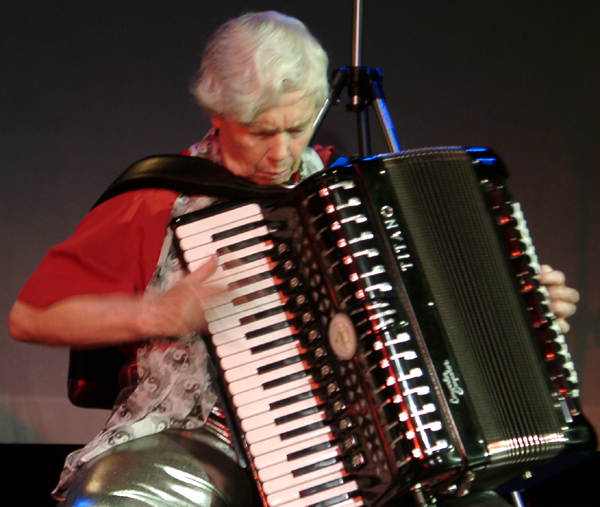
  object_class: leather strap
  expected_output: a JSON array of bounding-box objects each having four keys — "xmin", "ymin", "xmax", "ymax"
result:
[{"xmin": 93, "ymin": 154, "xmax": 290, "ymax": 208}]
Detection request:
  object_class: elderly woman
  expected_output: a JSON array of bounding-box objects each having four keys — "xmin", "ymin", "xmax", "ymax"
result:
[
  {"xmin": 9, "ymin": 11, "xmax": 329, "ymax": 507},
  {"xmin": 8, "ymin": 10, "xmax": 578, "ymax": 507}
]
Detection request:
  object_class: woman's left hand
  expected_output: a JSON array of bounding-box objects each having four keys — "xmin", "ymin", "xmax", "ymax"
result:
[{"xmin": 539, "ymin": 265, "xmax": 580, "ymax": 333}]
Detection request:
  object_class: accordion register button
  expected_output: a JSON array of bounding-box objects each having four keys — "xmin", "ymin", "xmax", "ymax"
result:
[
  {"xmin": 312, "ymin": 362, "xmax": 334, "ymax": 382},
  {"xmin": 325, "ymin": 398, "xmax": 347, "ymax": 418},
  {"xmin": 333, "ymin": 415, "xmax": 356, "ymax": 436},
  {"xmin": 344, "ymin": 452, "xmax": 367, "ymax": 472},
  {"xmin": 339, "ymin": 434, "xmax": 360, "ymax": 453}
]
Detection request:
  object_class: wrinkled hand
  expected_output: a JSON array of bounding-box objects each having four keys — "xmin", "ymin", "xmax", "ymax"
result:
[
  {"xmin": 149, "ymin": 255, "xmax": 219, "ymax": 337},
  {"xmin": 539, "ymin": 264, "xmax": 580, "ymax": 334}
]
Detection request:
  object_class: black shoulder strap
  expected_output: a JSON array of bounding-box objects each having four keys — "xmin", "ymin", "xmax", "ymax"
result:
[{"xmin": 93, "ymin": 154, "xmax": 290, "ymax": 208}]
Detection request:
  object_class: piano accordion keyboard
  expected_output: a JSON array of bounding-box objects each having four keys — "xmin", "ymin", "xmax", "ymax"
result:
[{"xmin": 174, "ymin": 203, "xmax": 365, "ymax": 507}]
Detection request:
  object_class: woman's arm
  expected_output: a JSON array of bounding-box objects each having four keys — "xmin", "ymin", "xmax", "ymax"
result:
[{"xmin": 8, "ymin": 256, "xmax": 218, "ymax": 348}]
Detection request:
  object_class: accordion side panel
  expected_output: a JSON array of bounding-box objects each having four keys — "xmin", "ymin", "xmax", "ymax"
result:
[
  {"xmin": 397, "ymin": 154, "xmax": 559, "ymax": 430},
  {"xmin": 357, "ymin": 150, "xmax": 568, "ymax": 475}
]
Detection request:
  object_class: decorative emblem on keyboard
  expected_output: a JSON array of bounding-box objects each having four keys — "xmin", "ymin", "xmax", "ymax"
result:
[
  {"xmin": 328, "ymin": 313, "xmax": 358, "ymax": 360},
  {"xmin": 442, "ymin": 360, "xmax": 464, "ymax": 404}
]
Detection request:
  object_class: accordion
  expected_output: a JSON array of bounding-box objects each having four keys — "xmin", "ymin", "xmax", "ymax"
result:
[{"xmin": 172, "ymin": 147, "xmax": 595, "ymax": 507}]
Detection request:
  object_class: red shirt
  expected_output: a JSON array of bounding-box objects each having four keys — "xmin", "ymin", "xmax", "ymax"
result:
[{"xmin": 18, "ymin": 188, "xmax": 178, "ymax": 306}]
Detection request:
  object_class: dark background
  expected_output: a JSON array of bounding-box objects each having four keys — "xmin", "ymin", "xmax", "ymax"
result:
[{"xmin": 1, "ymin": 0, "xmax": 598, "ymax": 504}]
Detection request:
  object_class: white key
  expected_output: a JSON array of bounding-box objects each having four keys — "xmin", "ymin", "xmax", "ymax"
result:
[
  {"xmin": 266, "ymin": 470, "xmax": 345, "ymax": 507},
  {"xmin": 186, "ymin": 241, "xmax": 272, "ymax": 275},
  {"xmin": 199, "ymin": 257, "xmax": 283, "ymax": 304},
  {"xmin": 206, "ymin": 256, "xmax": 272, "ymax": 284},
  {"xmin": 262, "ymin": 460, "xmax": 346, "ymax": 495},
  {"xmin": 229, "ymin": 361, "xmax": 308, "ymax": 396},
  {"xmin": 176, "ymin": 204, "xmax": 263, "ymax": 245},
  {"xmin": 185, "ymin": 225, "xmax": 270, "ymax": 263},
  {"xmin": 241, "ymin": 396, "xmax": 319, "ymax": 433},
  {"xmin": 216, "ymin": 326, "xmax": 296, "ymax": 359},
  {"xmin": 211, "ymin": 312, "xmax": 290, "ymax": 347},
  {"xmin": 218, "ymin": 240, "xmax": 272, "ymax": 264},
  {"xmin": 221, "ymin": 340, "xmax": 302, "ymax": 371},
  {"xmin": 201, "ymin": 277, "xmax": 278, "ymax": 310},
  {"xmin": 319, "ymin": 496, "xmax": 364, "ymax": 507},
  {"xmin": 224, "ymin": 347, "xmax": 304, "ymax": 384},
  {"xmin": 245, "ymin": 410, "xmax": 326, "ymax": 445},
  {"xmin": 232, "ymin": 374, "xmax": 317, "ymax": 408},
  {"xmin": 253, "ymin": 432, "xmax": 333, "ymax": 469},
  {"xmin": 272, "ymin": 480, "xmax": 360, "ymax": 507},
  {"xmin": 202, "ymin": 262, "xmax": 282, "ymax": 298},
  {"xmin": 176, "ymin": 203, "xmax": 262, "ymax": 234},
  {"xmin": 206, "ymin": 291, "xmax": 284, "ymax": 323},
  {"xmin": 179, "ymin": 219, "xmax": 267, "ymax": 252},
  {"xmin": 258, "ymin": 446, "xmax": 342, "ymax": 482},
  {"xmin": 250, "ymin": 424, "xmax": 332, "ymax": 458},
  {"xmin": 236, "ymin": 383, "xmax": 316, "ymax": 420},
  {"xmin": 208, "ymin": 297, "xmax": 285, "ymax": 334}
]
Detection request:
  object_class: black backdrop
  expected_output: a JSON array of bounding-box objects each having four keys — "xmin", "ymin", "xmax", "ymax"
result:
[{"xmin": 1, "ymin": 0, "xmax": 599, "ymax": 449}]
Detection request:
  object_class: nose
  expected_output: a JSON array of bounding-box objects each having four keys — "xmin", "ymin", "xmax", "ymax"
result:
[{"xmin": 267, "ymin": 133, "xmax": 291, "ymax": 162}]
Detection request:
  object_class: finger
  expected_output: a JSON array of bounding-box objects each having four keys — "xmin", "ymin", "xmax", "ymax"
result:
[
  {"xmin": 539, "ymin": 267, "xmax": 566, "ymax": 287},
  {"xmin": 546, "ymin": 285, "xmax": 580, "ymax": 305},
  {"xmin": 548, "ymin": 299, "xmax": 577, "ymax": 319},
  {"xmin": 556, "ymin": 317, "xmax": 570, "ymax": 334},
  {"xmin": 187, "ymin": 254, "xmax": 219, "ymax": 282}
]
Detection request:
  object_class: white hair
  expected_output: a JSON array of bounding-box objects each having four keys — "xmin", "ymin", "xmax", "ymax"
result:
[{"xmin": 192, "ymin": 11, "xmax": 329, "ymax": 123}]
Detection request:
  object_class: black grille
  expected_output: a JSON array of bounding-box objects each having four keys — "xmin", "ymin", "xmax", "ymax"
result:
[{"xmin": 384, "ymin": 150, "xmax": 564, "ymax": 465}]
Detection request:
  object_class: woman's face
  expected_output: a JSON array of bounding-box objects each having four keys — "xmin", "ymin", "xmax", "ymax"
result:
[{"xmin": 211, "ymin": 91, "xmax": 317, "ymax": 186}]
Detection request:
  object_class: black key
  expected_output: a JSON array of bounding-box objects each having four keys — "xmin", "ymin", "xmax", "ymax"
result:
[
  {"xmin": 217, "ymin": 235, "xmax": 269, "ymax": 255},
  {"xmin": 250, "ymin": 334, "xmax": 297, "ymax": 354},
  {"xmin": 239, "ymin": 306, "xmax": 286, "ymax": 325},
  {"xmin": 287, "ymin": 440, "xmax": 334, "ymax": 461},
  {"xmin": 275, "ymin": 405, "xmax": 321, "ymax": 425},
  {"xmin": 263, "ymin": 369, "xmax": 311, "ymax": 390},
  {"xmin": 270, "ymin": 389, "xmax": 318, "ymax": 411},
  {"xmin": 293, "ymin": 456, "xmax": 340, "ymax": 477},
  {"xmin": 280, "ymin": 420, "xmax": 327, "ymax": 441},
  {"xmin": 211, "ymin": 220, "xmax": 267, "ymax": 241},
  {"xmin": 221, "ymin": 249, "xmax": 270, "ymax": 270},
  {"xmin": 300, "ymin": 477, "xmax": 345, "ymax": 498},
  {"xmin": 256, "ymin": 352, "xmax": 306, "ymax": 374}
]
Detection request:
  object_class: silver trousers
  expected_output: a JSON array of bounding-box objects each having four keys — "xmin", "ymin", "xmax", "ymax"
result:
[{"xmin": 59, "ymin": 428, "xmax": 259, "ymax": 507}]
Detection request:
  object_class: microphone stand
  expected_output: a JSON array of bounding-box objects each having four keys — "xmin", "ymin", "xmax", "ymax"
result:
[{"xmin": 311, "ymin": 0, "xmax": 401, "ymax": 157}]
